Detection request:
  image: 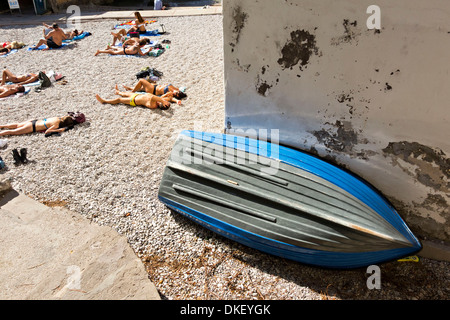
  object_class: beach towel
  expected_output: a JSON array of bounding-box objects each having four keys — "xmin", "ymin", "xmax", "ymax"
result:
[
  {"xmin": 5, "ymin": 71, "xmax": 62, "ymax": 87},
  {"xmin": 6, "ymin": 80, "xmax": 40, "ymax": 87},
  {"xmin": 27, "ymin": 42, "xmax": 73, "ymax": 51},
  {"xmin": 0, "ymin": 49, "xmax": 18, "ymax": 57},
  {"xmin": 113, "ymin": 27, "xmax": 161, "ymax": 37},
  {"xmin": 63, "ymin": 31, "xmax": 92, "ymax": 43},
  {"xmin": 115, "ymin": 20, "xmax": 157, "ymax": 28},
  {"xmin": 141, "ymin": 30, "xmax": 162, "ymax": 37}
]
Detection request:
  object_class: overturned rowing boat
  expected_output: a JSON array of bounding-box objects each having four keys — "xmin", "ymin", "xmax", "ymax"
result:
[{"xmin": 158, "ymin": 131, "xmax": 422, "ymax": 269}]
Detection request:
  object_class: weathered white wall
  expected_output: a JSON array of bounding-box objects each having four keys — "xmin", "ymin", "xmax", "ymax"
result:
[{"xmin": 223, "ymin": 0, "xmax": 449, "ymax": 242}]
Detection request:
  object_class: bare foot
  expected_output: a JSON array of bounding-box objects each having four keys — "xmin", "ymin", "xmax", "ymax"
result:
[
  {"xmin": 95, "ymin": 94, "xmax": 105, "ymax": 104},
  {"xmin": 122, "ymin": 84, "xmax": 133, "ymax": 91},
  {"xmin": 94, "ymin": 50, "xmax": 100, "ymax": 56}
]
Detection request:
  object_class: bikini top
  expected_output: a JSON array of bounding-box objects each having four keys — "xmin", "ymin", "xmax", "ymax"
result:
[{"xmin": 43, "ymin": 117, "xmax": 65, "ymax": 129}]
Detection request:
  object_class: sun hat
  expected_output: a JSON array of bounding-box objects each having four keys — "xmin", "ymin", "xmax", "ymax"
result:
[{"xmin": 68, "ymin": 112, "xmax": 86, "ymax": 124}]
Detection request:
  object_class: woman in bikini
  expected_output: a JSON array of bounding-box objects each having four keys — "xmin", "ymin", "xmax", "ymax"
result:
[
  {"xmin": 0, "ymin": 112, "xmax": 85, "ymax": 137},
  {"xmin": 129, "ymin": 12, "xmax": 147, "ymax": 34},
  {"xmin": 94, "ymin": 39, "xmax": 149, "ymax": 56},
  {"xmin": 1, "ymin": 69, "xmax": 39, "ymax": 85},
  {"xmin": 95, "ymin": 85, "xmax": 173, "ymax": 110},
  {"xmin": 122, "ymin": 78, "xmax": 187, "ymax": 104},
  {"xmin": 110, "ymin": 11, "xmax": 148, "ymax": 45}
]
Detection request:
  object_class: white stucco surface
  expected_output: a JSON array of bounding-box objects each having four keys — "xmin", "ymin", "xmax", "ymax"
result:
[{"xmin": 223, "ymin": 0, "xmax": 449, "ymax": 241}]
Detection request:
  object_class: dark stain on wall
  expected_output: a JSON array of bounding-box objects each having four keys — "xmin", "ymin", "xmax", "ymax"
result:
[
  {"xmin": 331, "ymin": 19, "xmax": 360, "ymax": 45},
  {"xmin": 383, "ymin": 141, "xmax": 450, "ymax": 192},
  {"xmin": 256, "ymin": 81, "xmax": 272, "ymax": 96},
  {"xmin": 229, "ymin": 6, "xmax": 248, "ymax": 51},
  {"xmin": 389, "ymin": 195, "xmax": 449, "ymax": 242},
  {"xmin": 312, "ymin": 120, "xmax": 358, "ymax": 153},
  {"xmin": 255, "ymin": 66, "xmax": 278, "ymax": 97},
  {"xmin": 277, "ymin": 29, "xmax": 319, "ymax": 71}
]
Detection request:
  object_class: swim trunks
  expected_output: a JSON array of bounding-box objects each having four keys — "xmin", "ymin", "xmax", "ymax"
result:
[
  {"xmin": 31, "ymin": 120, "xmax": 37, "ymax": 133},
  {"xmin": 130, "ymin": 93, "xmax": 140, "ymax": 107},
  {"xmin": 46, "ymin": 37, "xmax": 62, "ymax": 49}
]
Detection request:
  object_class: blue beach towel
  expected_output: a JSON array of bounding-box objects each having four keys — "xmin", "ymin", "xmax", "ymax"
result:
[
  {"xmin": 6, "ymin": 81, "xmax": 40, "ymax": 87},
  {"xmin": 140, "ymin": 30, "xmax": 161, "ymax": 37},
  {"xmin": 63, "ymin": 31, "xmax": 92, "ymax": 43},
  {"xmin": 27, "ymin": 42, "xmax": 72, "ymax": 51}
]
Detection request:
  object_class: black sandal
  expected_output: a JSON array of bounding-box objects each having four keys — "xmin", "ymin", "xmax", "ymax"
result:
[
  {"xmin": 19, "ymin": 148, "xmax": 28, "ymax": 164},
  {"xmin": 12, "ymin": 149, "xmax": 22, "ymax": 165}
]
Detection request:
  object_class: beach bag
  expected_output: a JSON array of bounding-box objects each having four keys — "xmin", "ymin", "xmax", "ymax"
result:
[
  {"xmin": 38, "ymin": 71, "xmax": 51, "ymax": 88},
  {"xmin": 136, "ymin": 67, "xmax": 163, "ymax": 80},
  {"xmin": 148, "ymin": 48, "xmax": 165, "ymax": 57}
]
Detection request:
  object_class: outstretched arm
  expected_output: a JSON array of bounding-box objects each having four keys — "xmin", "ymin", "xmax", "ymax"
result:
[
  {"xmin": 161, "ymin": 92, "xmax": 181, "ymax": 105},
  {"xmin": 44, "ymin": 124, "xmax": 67, "ymax": 135}
]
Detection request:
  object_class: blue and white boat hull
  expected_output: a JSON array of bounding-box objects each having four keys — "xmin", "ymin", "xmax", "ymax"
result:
[{"xmin": 158, "ymin": 131, "xmax": 422, "ymax": 269}]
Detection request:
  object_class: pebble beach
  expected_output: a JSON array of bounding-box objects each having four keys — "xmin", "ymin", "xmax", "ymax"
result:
[{"xmin": 0, "ymin": 11, "xmax": 448, "ymax": 300}]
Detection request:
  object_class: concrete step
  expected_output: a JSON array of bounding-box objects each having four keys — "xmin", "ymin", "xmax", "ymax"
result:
[{"xmin": 0, "ymin": 190, "xmax": 160, "ymax": 300}]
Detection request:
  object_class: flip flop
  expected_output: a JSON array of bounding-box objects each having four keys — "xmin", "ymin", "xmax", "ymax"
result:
[
  {"xmin": 19, "ymin": 148, "xmax": 28, "ymax": 164},
  {"xmin": 12, "ymin": 149, "xmax": 22, "ymax": 165}
]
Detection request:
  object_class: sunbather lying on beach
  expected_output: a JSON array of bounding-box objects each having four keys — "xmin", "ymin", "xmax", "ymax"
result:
[
  {"xmin": 122, "ymin": 78, "xmax": 187, "ymax": 104},
  {"xmin": 1, "ymin": 69, "xmax": 39, "ymax": 85},
  {"xmin": 0, "ymin": 112, "xmax": 85, "ymax": 137},
  {"xmin": 43, "ymin": 23, "xmax": 83, "ymax": 40},
  {"xmin": 0, "ymin": 46, "xmax": 11, "ymax": 56},
  {"xmin": 0, "ymin": 84, "xmax": 25, "ymax": 98},
  {"xmin": 32, "ymin": 23, "xmax": 67, "ymax": 50},
  {"xmin": 0, "ymin": 41, "xmax": 25, "ymax": 55},
  {"xmin": 110, "ymin": 29, "xmax": 151, "ymax": 46},
  {"xmin": 94, "ymin": 39, "xmax": 150, "ymax": 56},
  {"xmin": 95, "ymin": 85, "xmax": 172, "ymax": 110}
]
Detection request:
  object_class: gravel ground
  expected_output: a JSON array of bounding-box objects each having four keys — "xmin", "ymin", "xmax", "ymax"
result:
[{"xmin": 0, "ymin": 14, "xmax": 448, "ymax": 300}]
